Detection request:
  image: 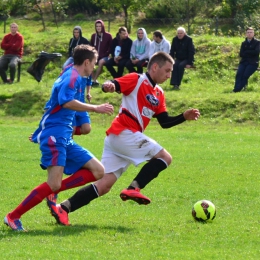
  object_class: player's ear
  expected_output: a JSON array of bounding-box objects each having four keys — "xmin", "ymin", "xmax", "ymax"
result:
[{"xmin": 152, "ymin": 62, "xmax": 158, "ymax": 71}]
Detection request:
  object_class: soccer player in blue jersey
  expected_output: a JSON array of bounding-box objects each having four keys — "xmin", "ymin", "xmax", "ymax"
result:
[
  {"xmin": 72, "ymin": 75, "xmax": 92, "ymax": 136},
  {"xmin": 4, "ymin": 45, "xmax": 114, "ymax": 231},
  {"xmin": 45, "ymin": 63, "xmax": 93, "ymax": 136}
]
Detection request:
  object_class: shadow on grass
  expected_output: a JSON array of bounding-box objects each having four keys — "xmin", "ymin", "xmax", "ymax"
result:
[
  {"xmin": 0, "ymin": 223, "xmax": 133, "ymax": 237},
  {"xmin": 2, "ymin": 90, "xmax": 44, "ymax": 117}
]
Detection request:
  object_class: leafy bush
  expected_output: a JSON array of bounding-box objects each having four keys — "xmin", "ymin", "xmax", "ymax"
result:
[{"xmin": 73, "ymin": 13, "xmax": 86, "ymax": 20}]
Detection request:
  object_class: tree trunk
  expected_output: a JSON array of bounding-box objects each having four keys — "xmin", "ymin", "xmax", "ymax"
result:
[
  {"xmin": 36, "ymin": 4, "xmax": 46, "ymax": 31},
  {"xmin": 122, "ymin": 5, "xmax": 129, "ymax": 31},
  {"xmin": 50, "ymin": 1, "xmax": 58, "ymax": 28}
]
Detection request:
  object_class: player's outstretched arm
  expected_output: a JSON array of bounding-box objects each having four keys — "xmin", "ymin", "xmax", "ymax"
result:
[
  {"xmin": 63, "ymin": 100, "xmax": 114, "ymax": 115},
  {"xmin": 183, "ymin": 109, "xmax": 200, "ymax": 121}
]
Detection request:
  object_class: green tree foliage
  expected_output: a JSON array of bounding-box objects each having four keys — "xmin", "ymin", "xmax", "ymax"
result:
[
  {"xmin": 146, "ymin": 0, "xmax": 218, "ymax": 34},
  {"xmin": 66, "ymin": 0, "xmax": 99, "ymax": 15},
  {"xmin": 0, "ymin": 0, "xmax": 11, "ymax": 16},
  {"xmin": 222, "ymin": 0, "xmax": 260, "ymax": 29},
  {"xmin": 92, "ymin": 0, "xmax": 150, "ymax": 33}
]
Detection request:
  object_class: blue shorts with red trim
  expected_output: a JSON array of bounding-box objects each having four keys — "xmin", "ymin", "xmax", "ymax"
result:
[
  {"xmin": 72, "ymin": 111, "xmax": 91, "ymax": 127},
  {"xmin": 39, "ymin": 135, "xmax": 94, "ymax": 175}
]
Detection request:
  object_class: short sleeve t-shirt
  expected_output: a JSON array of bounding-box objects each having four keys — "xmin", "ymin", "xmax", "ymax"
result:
[{"xmin": 106, "ymin": 72, "xmax": 167, "ymax": 135}]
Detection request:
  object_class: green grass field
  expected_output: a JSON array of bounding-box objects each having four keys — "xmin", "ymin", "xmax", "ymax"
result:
[
  {"xmin": 0, "ymin": 18, "xmax": 260, "ymax": 260},
  {"xmin": 1, "ymin": 122, "xmax": 260, "ymax": 259}
]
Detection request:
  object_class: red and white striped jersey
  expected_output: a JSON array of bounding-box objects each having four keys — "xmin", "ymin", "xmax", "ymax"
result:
[{"xmin": 106, "ymin": 72, "xmax": 167, "ymax": 135}]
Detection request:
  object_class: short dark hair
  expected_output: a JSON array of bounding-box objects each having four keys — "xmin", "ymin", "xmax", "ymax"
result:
[
  {"xmin": 118, "ymin": 26, "xmax": 127, "ymax": 34},
  {"xmin": 73, "ymin": 44, "xmax": 98, "ymax": 65},
  {"xmin": 147, "ymin": 51, "xmax": 174, "ymax": 70},
  {"xmin": 153, "ymin": 30, "xmax": 163, "ymax": 39}
]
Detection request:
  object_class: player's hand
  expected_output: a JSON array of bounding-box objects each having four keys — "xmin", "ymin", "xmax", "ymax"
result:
[
  {"xmin": 86, "ymin": 94, "xmax": 92, "ymax": 103},
  {"xmin": 183, "ymin": 109, "xmax": 200, "ymax": 120},
  {"xmin": 185, "ymin": 65, "xmax": 192, "ymax": 68},
  {"xmin": 95, "ymin": 103, "xmax": 114, "ymax": 115},
  {"xmin": 28, "ymin": 133, "xmax": 33, "ymax": 142},
  {"xmin": 102, "ymin": 81, "xmax": 115, "ymax": 92}
]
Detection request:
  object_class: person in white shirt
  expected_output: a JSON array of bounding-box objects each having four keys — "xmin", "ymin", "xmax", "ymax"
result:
[
  {"xmin": 125, "ymin": 27, "xmax": 151, "ymax": 73},
  {"xmin": 149, "ymin": 30, "xmax": 171, "ymax": 59}
]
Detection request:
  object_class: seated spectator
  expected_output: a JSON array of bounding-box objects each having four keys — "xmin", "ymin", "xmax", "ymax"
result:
[
  {"xmin": 105, "ymin": 27, "xmax": 132, "ymax": 78},
  {"xmin": 232, "ymin": 27, "xmax": 260, "ymax": 92},
  {"xmin": 0, "ymin": 23, "xmax": 24, "ymax": 84},
  {"xmin": 91, "ymin": 20, "xmax": 113, "ymax": 85},
  {"xmin": 149, "ymin": 30, "xmax": 171, "ymax": 59},
  {"xmin": 170, "ymin": 27, "xmax": 195, "ymax": 90},
  {"xmin": 125, "ymin": 28, "xmax": 151, "ymax": 74},
  {"xmin": 62, "ymin": 26, "xmax": 90, "ymax": 69}
]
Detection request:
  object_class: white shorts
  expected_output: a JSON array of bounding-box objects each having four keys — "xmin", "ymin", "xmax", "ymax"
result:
[{"xmin": 101, "ymin": 130, "xmax": 163, "ymax": 178}]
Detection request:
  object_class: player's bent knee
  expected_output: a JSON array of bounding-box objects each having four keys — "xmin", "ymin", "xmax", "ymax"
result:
[
  {"xmin": 93, "ymin": 165, "xmax": 105, "ymax": 180},
  {"xmin": 81, "ymin": 128, "xmax": 91, "ymax": 135},
  {"xmin": 48, "ymin": 182, "xmax": 62, "ymax": 192},
  {"xmin": 156, "ymin": 149, "xmax": 172, "ymax": 165}
]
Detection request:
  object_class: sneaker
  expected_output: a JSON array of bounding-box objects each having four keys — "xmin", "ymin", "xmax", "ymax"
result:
[
  {"xmin": 91, "ymin": 81, "xmax": 99, "ymax": 86},
  {"xmin": 173, "ymin": 85, "xmax": 180, "ymax": 90},
  {"xmin": 51, "ymin": 204, "xmax": 70, "ymax": 226},
  {"xmin": 4, "ymin": 214, "xmax": 26, "ymax": 231},
  {"xmin": 4, "ymin": 79, "xmax": 13, "ymax": 84},
  {"xmin": 46, "ymin": 193, "xmax": 58, "ymax": 217},
  {"xmin": 120, "ymin": 188, "xmax": 151, "ymax": 205}
]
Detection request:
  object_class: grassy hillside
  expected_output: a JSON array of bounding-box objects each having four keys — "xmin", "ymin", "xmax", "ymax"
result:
[{"xmin": 0, "ymin": 19, "xmax": 260, "ymax": 125}]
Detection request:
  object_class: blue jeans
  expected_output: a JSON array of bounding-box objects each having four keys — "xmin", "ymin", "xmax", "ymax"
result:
[
  {"xmin": 233, "ymin": 61, "xmax": 258, "ymax": 92},
  {"xmin": 170, "ymin": 59, "xmax": 188, "ymax": 86}
]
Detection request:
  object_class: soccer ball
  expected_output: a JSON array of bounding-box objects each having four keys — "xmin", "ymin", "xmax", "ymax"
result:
[{"xmin": 192, "ymin": 200, "xmax": 216, "ymax": 222}]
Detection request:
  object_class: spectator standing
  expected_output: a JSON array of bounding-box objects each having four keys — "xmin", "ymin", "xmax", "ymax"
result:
[
  {"xmin": 232, "ymin": 27, "xmax": 260, "ymax": 92},
  {"xmin": 149, "ymin": 30, "xmax": 171, "ymax": 59},
  {"xmin": 0, "ymin": 23, "xmax": 24, "ymax": 84},
  {"xmin": 90, "ymin": 20, "xmax": 113, "ymax": 86},
  {"xmin": 170, "ymin": 27, "xmax": 195, "ymax": 90},
  {"xmin": 125, "ymin": 28, "xmax": 151, "ymax": 74},
  {"xmin": 62, "ymin": 26, "xmax": 90, "ymax": 69},
  {"xmin": 105, "ymin": 27, "xmax": 132, "ymax": 78}
]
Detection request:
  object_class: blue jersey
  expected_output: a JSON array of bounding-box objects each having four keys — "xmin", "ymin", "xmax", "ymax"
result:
[
  {"xmin": 32, "ymin": 66, "xmax": 86, "ymax": 144},
  {"xmin": 44, "ymin": 73, "xmax": 92, "ymax": 108}
]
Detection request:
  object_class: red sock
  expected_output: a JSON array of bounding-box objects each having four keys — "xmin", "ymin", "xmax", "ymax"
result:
[
  {"xmin": 58, "ymin": 169, "xmax": 97, "ymax": 192},
  {"xmin": 9, "ymin": 182, "xmax": 53, "ymax": 219},
  {"xmin": 74, "ymin": 126, "xmax": 81, "ymax": 135}
]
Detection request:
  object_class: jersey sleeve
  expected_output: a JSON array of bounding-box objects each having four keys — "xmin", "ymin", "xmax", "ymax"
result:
[
  {"xmin": 58, "ymin": 70, "xmax": 79, "ymax": 105},
  {"xmin": 154, "ymin": 88, "xmax": 167, "ymax": 116},
  {"xmin": 115, "ymin": 73, "xmax": 139, "ymax": 96}
]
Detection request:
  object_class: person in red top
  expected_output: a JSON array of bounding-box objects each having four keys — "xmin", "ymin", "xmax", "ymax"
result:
[
  {"xmin": 0, "ymin": 23, "xmax": 24, "ymax": 84},
  {"xmin": 45, "ymin": 51, "xmax": 200, "ymax": 226}
]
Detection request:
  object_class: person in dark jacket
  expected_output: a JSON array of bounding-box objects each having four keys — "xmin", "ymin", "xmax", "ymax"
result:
[
  {"xmin": 90, "ymin": 20, "xmax": 113, "ymax": 85},
  {"xmin": 105, "ymin": 27, "xmax": 132, "ymax": 78},
  {"xmin": 232, "ymin": 27, "xmax": 260, "ymax": 92},
  {"xmin": 62, "ymin": 26, "xmax": 90, "ymax": 69},
  {"xmin": 170, "ymin": 27, "xmax": 195, "ymax": 90}
]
